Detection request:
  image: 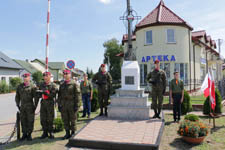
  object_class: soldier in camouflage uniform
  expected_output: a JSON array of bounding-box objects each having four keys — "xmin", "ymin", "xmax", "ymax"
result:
[
  {"xmin": 15, "ymin": 73, "xmax": 38, "ymax": 141},
  {"xmin": 147, "ymin": 60, "xmax": 166, "ymax": 119},
  {"xmin": 58, "ymin": 69, "xmax": 81, "ymax": 139},
  {"xmin": 36, "ymin": 71, "xmax": 57, "ymax": 139},
  {"xmin": 92, "ymin": 64, "xmax": 112, "ymax": 116}
]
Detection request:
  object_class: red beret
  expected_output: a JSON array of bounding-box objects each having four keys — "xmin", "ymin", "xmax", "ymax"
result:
[
  {"xmin": 22, "ymin": 73, "xmax": 30, "ymax": 77},
  {"xmin": 43, "ymin": 71, "xmax": 51, "ymax": 76},
  {"xmin": 101, "ymin": 64, "xmax": 106, "ymax": 67},
  {"xmin": 154, "ymin": 60, "xmax": 160, "ymax": 64},
  {"xmin": 63, "ymin": 69, "xmax": 71, "ymax": 74}
]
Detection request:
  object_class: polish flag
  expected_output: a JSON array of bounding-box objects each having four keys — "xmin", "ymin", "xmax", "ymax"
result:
[{"xmin": 201, "ymin": 70, "xmax": 216, "ymax": 110}]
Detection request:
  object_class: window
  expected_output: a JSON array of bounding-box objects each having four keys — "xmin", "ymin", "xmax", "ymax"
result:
[
  {"xmin": 160, "ymin": 63, "xmax": 171, "ymax": 83},
  {"xmin": 145, "ymin": 30, "xmax": 152, "ymax": 45},
  {"xmin": 1, "ymin": 77, "xmax": 6, "ymax": 81},
  {"xmin": 167, "ymin": 29, "xmax": 175, "ymax": 43},
  {"xmin": 174, "ymin": 63, "xmax": 188, "ymax": 84},
  {"xmin": 140, "ymin": 64, "xmax": 147, "ymax": 85}
]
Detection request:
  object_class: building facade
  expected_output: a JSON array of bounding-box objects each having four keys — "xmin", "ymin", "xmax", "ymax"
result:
[
  {"xmin": 122, "ymin": 1, "xmax": 223, "ymax": 92},
  {"xmin": 0, "ymin": 51, "xmax": 22, "ymax": 85}
]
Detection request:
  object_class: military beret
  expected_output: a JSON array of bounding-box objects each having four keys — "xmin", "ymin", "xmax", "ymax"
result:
[
  {"xmin": 43, "ymin": 71, "xmax": 51, "ymax": 76},
  {"xmin": 154, "ymin": 60, "xmax": 160, "ymax": 64},
  {"xmin": 22, "ymin": 73, "xmax": 30, "ymax": 78},
  {"xmin": 101, "ymin": 64, "xmax": 106, "ymax": 67},
  {"xmin": 63, "ymin": 69, "xmax": 71, "ymax": 74}
]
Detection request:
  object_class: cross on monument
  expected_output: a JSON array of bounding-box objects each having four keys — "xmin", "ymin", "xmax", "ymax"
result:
[{"xmin": 120, "ymin": 0, "xmax": 141, "ymax": 61}]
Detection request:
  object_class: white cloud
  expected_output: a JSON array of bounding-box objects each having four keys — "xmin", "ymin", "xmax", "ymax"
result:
[{"xmin": 98, "ymin": 0, "xmax": 112, "ymax": 5}]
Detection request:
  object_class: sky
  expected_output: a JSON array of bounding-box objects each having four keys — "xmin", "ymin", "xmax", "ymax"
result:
[{"xmin": 0, "ymin": 0, "xmax": 225, "ymax": 72}]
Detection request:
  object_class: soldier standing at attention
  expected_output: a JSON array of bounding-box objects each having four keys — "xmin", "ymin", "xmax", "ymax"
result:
[
  {"xmin": 58, "ymin": 69, "xmax": 81, "ymax": 139},
  {"xmin": 170, "ymin": 71, "xmax": 184, "ymax": 123},
  {"xmin": 80, "ymin": 73, "xmax": 93, "ymax": 118},
  {"xmin": 92, "ymin": 64, "xmax": 112, "ymax": 116},
  {"xmin": 147, "ymin": 60, "xmax": 166, "ymax": 119},
  {"xmin": 15, "ymin": 73, "xmax": 38, "ymax": 141},
  {"xmin": 37, "ymin": 71, "xmax": 57, "ymax": 139}
]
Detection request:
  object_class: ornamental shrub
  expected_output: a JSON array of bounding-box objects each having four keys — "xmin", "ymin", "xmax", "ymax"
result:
[
  {"xmin": 184, "ymin": 114, "xmax": 199, "ymax": 122},
  {"xmin": 181, "ymin": 90, "xmax": 193, "ymax": 115},
  {"xmin": 203, "ymin": 88, "xmax": 222, "ymax": 115},
  {"xmin": 53, "ymin": 118, "xmax": 64, "ymax": 132},
  {"xmin": 91, "ymin": 88, "xmax": 99, "ymax": 112}
]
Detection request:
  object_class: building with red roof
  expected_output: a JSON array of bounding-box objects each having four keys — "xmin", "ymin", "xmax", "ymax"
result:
[{"xmin": 122, "ymin": 0, "xmax": 223, "ymax": 92}]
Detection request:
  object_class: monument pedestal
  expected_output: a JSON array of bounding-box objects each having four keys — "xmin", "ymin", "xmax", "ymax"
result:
[{"xmin": 108, "ymin": 61, "xmax": 151, "ymax": 120}]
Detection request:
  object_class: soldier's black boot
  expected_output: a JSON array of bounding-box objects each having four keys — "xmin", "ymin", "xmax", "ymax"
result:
[
  {"xmin": 20, "ymin": 133, "xmax": 27, "ymax": 141},
  {"xmin": 49, "ymin": 132, "xmax": 54, "ymax": 139},
  {"xmin": 63, "ymin": 130, "xmax": 70, "ymax": 140},
  {"xmin": 99, "ymin": 107, "xmax": 104, "ymax": 116},
  {"xmin": 40, "ymin": 131, "xmax": 48, "ymax": 139},
  {"xmin": 104, "ymin": 107, "xmax": 108, "ymax": 116},
  {"xmin": 157, "ymin": 110, "xmax": 161, "ymax": 119},
  {"xmin": 27, "ymin": 133, "xmax": 32, "ymax": 141},
  {"xmin": 71, "ymin": 130, "xmax": 75, "ymax": 137},
  {"xmin": 153, "ymin": 109, "xmax": 158, "ymax": 118}
]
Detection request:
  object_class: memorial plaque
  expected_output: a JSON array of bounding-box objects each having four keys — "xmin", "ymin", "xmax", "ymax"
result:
[{"xmin": 125, "ymin": 76, "xmax": 134, "ymax": 85}]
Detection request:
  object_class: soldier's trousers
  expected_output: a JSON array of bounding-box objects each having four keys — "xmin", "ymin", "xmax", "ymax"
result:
[
  {"xmin": 61, "ymin": 102, "xmax": 77, "ymax": 131},
  {"xmin": 152, "ymin": 89, "xmax": 164, "ymax": 113},
  {"xmin": 98, "ymin": 86, "xmax": 109, "ymax": 109},
  {"xmin": 172, "ymin": 93, "xmax": 182, "ymax": 121},
  {"xmin": 20, "ymin": 106, "xmax": 35, "ymax": 134},
  {"xmin": 40, "ymin": 100, "xmax": 54, "ymax": 132}
]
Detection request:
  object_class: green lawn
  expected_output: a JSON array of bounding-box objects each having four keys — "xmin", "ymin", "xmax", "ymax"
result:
[
  {"xmin": 149, "ymin": 95, "xmax": 206, "ymax": 105},
  {"xmin": 2, "ymin": 110, "xmax": 99, "ymax": 150}
]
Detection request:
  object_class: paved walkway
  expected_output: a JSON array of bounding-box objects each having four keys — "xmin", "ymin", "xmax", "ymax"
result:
[{"xmin": 69, "ymin": 110, "xmax": 163, "ymax": 150}]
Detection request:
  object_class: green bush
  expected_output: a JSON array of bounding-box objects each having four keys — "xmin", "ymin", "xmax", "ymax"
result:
[
  {"xmin": 91, "ymin": 88, "xmax": 99, "ymax": 112},
  {"xmin": 0, "ymin": 81, "xmax": 10, "ymax": 94},
  {"xmin": 184, "ymin": 114, "xmax": 199, "ymax": 121},
  {"xmin": 53, "ymin": 118, "xmax": 64, "ymax": 132},
  {"xmin": 181, "ymin": 90, "xmax": 193, "ymax": 115},
  {"xmin": 203, "ymin": 88, "xmax": 222, "ymax": 115},
  {"xmin": 9, "ymin": 77, "xmax": 22, "ymax": 90}
]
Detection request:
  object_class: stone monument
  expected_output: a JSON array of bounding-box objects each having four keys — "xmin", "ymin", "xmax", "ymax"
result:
[{"xmin": 108, "ymin": 0, "xmax": 150, "ymax": 120}]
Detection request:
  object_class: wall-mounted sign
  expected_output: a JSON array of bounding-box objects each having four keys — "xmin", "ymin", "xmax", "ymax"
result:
[{"xmin": 141, "ymin": 55, "xmax": 176, "ymax": 63}]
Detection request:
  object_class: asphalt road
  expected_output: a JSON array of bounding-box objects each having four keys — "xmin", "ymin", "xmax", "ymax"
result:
[{"xmin": 0, "ymin": 93, "xmax": 17, "ymax": 121}]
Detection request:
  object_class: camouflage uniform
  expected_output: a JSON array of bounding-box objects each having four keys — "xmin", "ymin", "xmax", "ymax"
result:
[
  {"xmin": 37, "ymin": 82, "xmax": 57, "ymax": 138},
  {"xmin": 15, "ymin": 83, "xmax": 38, "ymax": 140},
  {"xmin": 92, "ymin": 70, "xmax": 112, "ymax": 116},
  {"xmin": 58, "ymin": 80, "xmax": 81, "ymax": 138},
  {"xmin": 147, "ymin": 68, "xmax": 166, "ymax": 118}
]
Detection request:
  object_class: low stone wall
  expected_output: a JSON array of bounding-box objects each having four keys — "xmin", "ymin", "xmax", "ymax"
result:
[{"xmin": 163, "ymin": 104, "xmax": 203, "ymax": 111}]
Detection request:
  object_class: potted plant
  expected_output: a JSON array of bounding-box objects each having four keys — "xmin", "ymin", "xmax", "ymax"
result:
[{"xmin": 177, "ymin": 116, "xmax": 209, "ymax": 144}]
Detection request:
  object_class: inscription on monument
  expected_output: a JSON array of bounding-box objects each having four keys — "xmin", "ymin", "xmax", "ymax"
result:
[{"xmin": 125, "ymin": 76, "xmax": 134, "ymax": 85}]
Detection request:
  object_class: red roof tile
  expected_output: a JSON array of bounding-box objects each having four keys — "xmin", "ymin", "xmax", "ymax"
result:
[
  {"xmin": 192, "ymin": 30, "xmax": 206, "ymax": 37},
  {"xmin": 135, "ymin": 0, "xmax": 193, "ymax": 31}
]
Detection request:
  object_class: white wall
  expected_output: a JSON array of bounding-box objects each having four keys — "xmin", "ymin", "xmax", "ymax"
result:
[{"xmin": 0, "ymin": 68, "xmax": 21, "ymax": 85}]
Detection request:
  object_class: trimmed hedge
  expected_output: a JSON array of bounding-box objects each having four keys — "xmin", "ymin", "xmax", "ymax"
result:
[
  {"xmin": 203, "ymin": 88, "xmax": 222, "ymax": 115},
  {"xmin": 181, "ymin": 90, "xmax": 193, "ymax": 115}
]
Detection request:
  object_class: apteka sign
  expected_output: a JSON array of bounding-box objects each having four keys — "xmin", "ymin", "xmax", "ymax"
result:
[{"xmin": 142, "ymin": 55, "xmax": 176, "ymax": 63}]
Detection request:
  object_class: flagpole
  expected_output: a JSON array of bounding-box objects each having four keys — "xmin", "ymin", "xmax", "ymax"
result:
[{"xmin": 45, "ymin": 0, "xmax": 51, "ymax": 71}]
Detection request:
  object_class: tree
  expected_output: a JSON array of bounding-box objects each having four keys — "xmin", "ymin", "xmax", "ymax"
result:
[
  {"xmin": 86, "ymin": 67, "xmax": 94, "ymax": 79},
  {"xmin": 32, "ymin": 71, "xmax": 43, "ymax": 85},
  {"xmin": 103, "ymin": 38, "xmax": 123, "ymax": 82}
]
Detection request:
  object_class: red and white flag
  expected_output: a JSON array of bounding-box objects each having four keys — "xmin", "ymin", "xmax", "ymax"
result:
[{"xmin": 201, "ymin": 69, "xmax": 216, "ymax": 110}]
